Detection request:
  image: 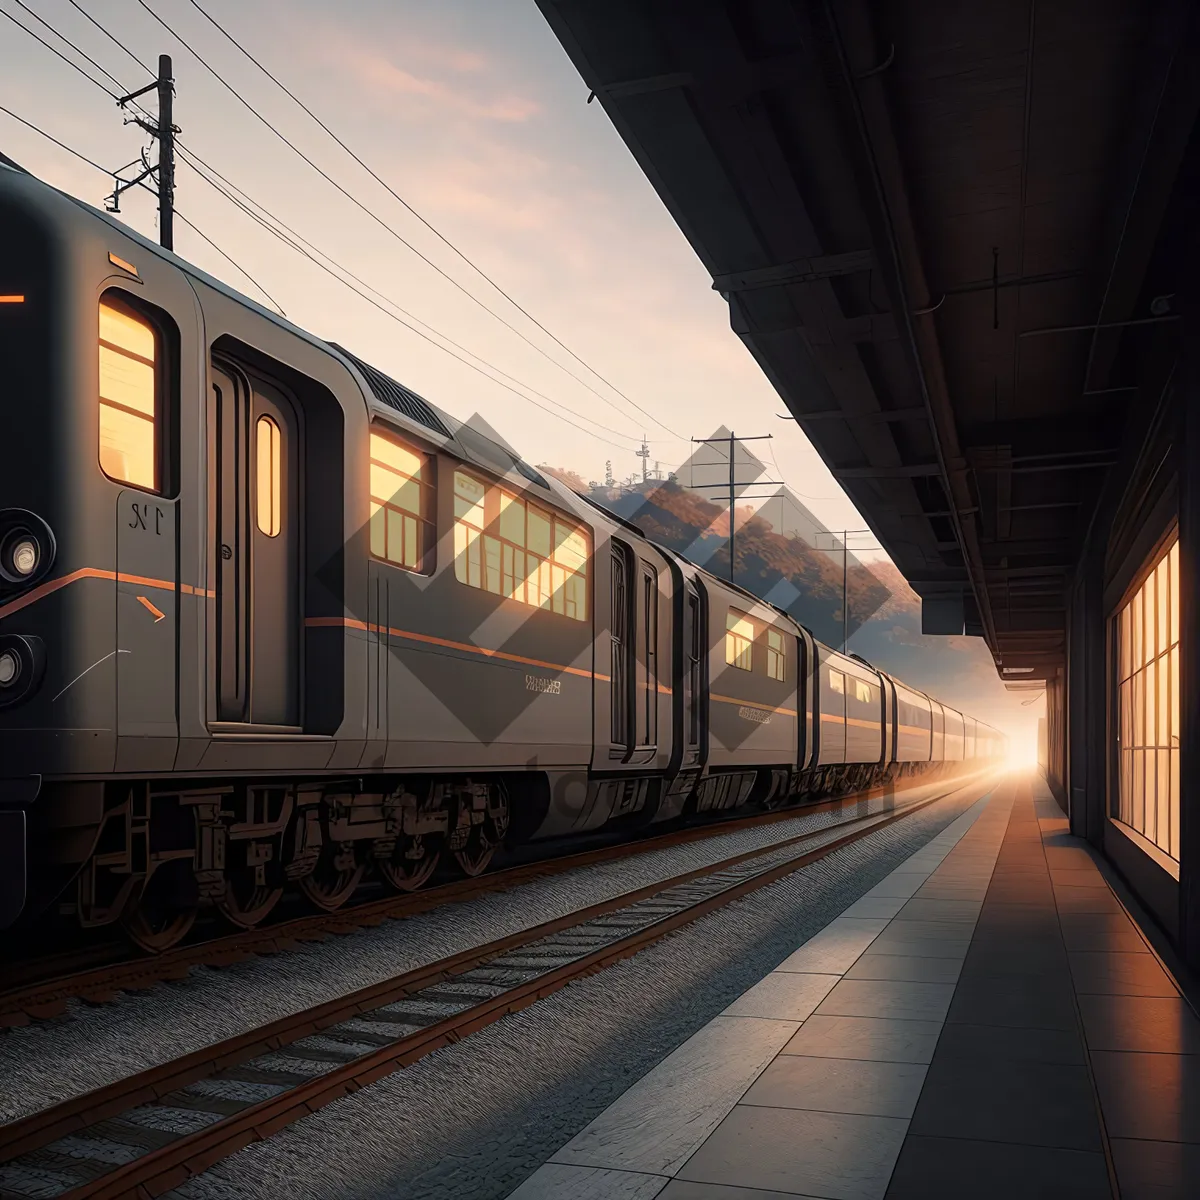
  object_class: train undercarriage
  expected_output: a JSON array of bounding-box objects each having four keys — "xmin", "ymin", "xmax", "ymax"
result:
[{"xmin": 19, "ymin": 758, "xmax": 957, "ymax": 953}]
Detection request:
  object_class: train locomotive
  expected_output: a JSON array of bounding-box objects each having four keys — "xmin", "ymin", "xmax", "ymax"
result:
[{"xmin": 0, "ymin": 161, "xmax": 1005, "ymax": 952}]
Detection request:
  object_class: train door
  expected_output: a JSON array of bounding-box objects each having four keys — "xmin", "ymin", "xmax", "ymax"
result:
[
  {"xmin": 609, "ymin": 541, "xmax": 634, "ymax": 755},
  {"xmin": 636, "ymin": 561, "xmax": 659, "ymax": 752},
  {"xmin": 930, "ymin": 699, "xmax": 945, "ymax": 760},
  {"xmin": 880, "ymin": 675, "xmax": 896, "ymax": 765},
  {"xmin": 210, "ymin": 360, "xmax": 301, "ymax": 728},
  {"xmin": 683, "ymin": 582, "xmax": 705, "ymax": 765},
  {"xmin": 819, "ymin": 657, "xmax": 847, "ymax": 763}
]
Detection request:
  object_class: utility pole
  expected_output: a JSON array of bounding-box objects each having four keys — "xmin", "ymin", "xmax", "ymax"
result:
[
  {"xmin": 814, "ymin": 527, "xmax": 872, "ymax": 652},
  {"xmin": 842, "ymin": 531, "xmax": 848, "ymax": 653},
  {"xmin": 107, "ymin": 55, "xmax": 178, "ymax": 250},
  {"xmin": 691, "ymin": 431, "xmax": 778, "ymax": 583},
  {"xmin": 636, "ymin": 435, "xmax": 650, "ymax": 482},
  {"xmin": 157, "ymin": 55, "xmax": 175, "ymax": 251}
]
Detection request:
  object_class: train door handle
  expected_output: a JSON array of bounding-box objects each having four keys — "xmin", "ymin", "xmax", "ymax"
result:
[{"xmin": 220, "ymin": 544, "xmax": 233, "ymax": 560}]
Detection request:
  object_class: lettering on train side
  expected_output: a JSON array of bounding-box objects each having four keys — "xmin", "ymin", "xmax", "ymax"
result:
[
  {"xmin": 738, "ymin": 705, "xmax": 772, "ymax": 724},
  {"xmin": 525, "ymin": 674, "xmax": 562, "ymax": 695},
  {"xmin": 128, "ymin": 502, "xmax": 165, "ymax": 534}
]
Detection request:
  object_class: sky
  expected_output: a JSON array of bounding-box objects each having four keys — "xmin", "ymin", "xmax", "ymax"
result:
[
  {"xmin": 0, "ymin": 0, "xmax": 1043, "ymax": 757},
  {"xmin": 3, "ymin": 0, "xmax": 866, "ymax": 521}
]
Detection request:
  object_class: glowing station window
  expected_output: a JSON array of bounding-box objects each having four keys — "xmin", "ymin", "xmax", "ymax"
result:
[{"xmin": 1116, "ymin": 537, "xmax": 1180, "ymax": 863}]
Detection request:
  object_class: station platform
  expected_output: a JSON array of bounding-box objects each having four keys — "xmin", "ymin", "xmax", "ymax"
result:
[{"xmin": 508, "ymin": 775, "xmax": 1200, "ymax": 1200}]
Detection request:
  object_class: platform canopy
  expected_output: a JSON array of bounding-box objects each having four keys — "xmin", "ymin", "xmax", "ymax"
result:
[{"xmin": 536, "ymin": 0, "xmax": 1200, "ymax": 682}]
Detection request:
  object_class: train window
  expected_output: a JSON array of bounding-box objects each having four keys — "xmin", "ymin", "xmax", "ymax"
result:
[
  {"xmin": 853, "ymin": 679, "xmax": 874, "ymax": 704},
  {"xmin": 370, "ymin": 430, "xmax": 435, "ymax": 573},
  {"xmin": 98, "ymin": 295, "xmax": 159, "ymax": 491},
  {"xmin": 766, "ymin": 628, "xmax": 785, "ymax": 681},
  {"xmin": 827, "ymin": 669, "xmax": 845, "ymax": 695},
  {"xmin": 255, "ymin": 416, "xmax": 281, "ymax": 536},
  {"xmin": 453, "ymin": 469, "xmax": 589, "ymax": 620},
  {"xmin": 725, "ymin": 610, "xmax": 754, "ymax": 671}
]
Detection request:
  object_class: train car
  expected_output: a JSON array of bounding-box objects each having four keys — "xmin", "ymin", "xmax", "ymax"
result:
[
  {"xmin": 693, "ymin": 575, "xmax": 804, "ymax": 813},
  {"xmin": 0, "ymin": 160, "xmax": 1007, "ymax": 950},
  {"xmin": 809, "ymin": 644, "xmax": 888, "ymax": 794},
  {"xmin": 889, "ymin": 676, "xmax": 935, "ymax": 770}
]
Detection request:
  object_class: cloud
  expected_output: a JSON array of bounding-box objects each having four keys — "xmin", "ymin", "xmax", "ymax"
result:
[
  {"xmin": 299, "ymin": 22, "xmax": 540, "ymax": 125},
  {"xmin": 355, "ymin": 53, "xmax": 540, "ymax": 123}
]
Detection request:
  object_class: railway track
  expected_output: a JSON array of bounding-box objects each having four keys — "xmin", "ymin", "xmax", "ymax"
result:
[
  {"xmin": 0, "ymin": 773, "xmax": 974, "ymax": 1029},
  {"xmin": 0, "ymin": 774, "xmax": 986, "ymax": 1200}
]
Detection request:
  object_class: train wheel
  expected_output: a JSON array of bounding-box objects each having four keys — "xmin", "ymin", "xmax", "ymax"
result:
[
  {"xmin": 216, "ymin": 875, "xmax": 282, "ymax": 929},
  {"xmin": 378, "ymin": 836, "xmax": 440, "ymax": 892},
  {"xmin": 452, "ymin": 784, "xmax": 509, "ymax": 878},
  {"xmin": 122, "ymin": 863, "xmax": 197, "ymax": 953},
  {"xmin": 299, "ymin": 847, "xmax": 365, "ymax": 912},
  {"xmin": 454, "ymin": 841, "xmax": 497, "ymax": 877}
]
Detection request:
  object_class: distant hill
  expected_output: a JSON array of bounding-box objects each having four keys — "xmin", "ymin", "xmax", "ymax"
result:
[
  {"xmin": 541, "ymin": 471, "xmax": 890, "ymax": 648},
  {"xmin": 541, "ymin": 467, "xmax": 1010, "ymax": 715}
]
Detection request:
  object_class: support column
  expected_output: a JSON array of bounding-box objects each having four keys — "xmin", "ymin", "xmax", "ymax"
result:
[{"xmin": 1179, "ymin": 225, "xmax": 1200, "ymax": 971}]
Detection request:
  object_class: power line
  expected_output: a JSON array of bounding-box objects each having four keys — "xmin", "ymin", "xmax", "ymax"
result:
[
  {"xmin": 177, "ymin": 144, "xmax": 645, "ymax": 446},
  {"xmin": 133, "ymin": 0, "xmax": 682, "ymax": 443},
  {"xmin": 3, "ymin": 6, "xmax": 646, "ymax": 450},
  {"xmin": 0, "ymin": 101, "xmax": 109, "ymax": 173},
  {"xmin": 8, "ymin": 0, "xmax": 129, "ymax": 92},
  {"xmin": 0, "ymin": 4, "xmax": 119, "ymax": 98},
  {"xmin": 0, "ymin": 101, "xmax": 272, "ymax": 311},
  {"xmin": 181, "ymin": 0, "xmax": 684, "ymax": 442},
  {"xmin": 174, "ymin": 148, "xmax": 647, "ymax": 450},
  {"xmin": 174, "ymin": 210, "xmax": 285, "ymax": 314},
  {"xmin": 65, "ymin": 0, "xmax": 154, "ymax": 77}
]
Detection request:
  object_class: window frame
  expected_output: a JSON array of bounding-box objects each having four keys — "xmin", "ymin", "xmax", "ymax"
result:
[
  {"xmin": 766, "ymin": 627, "xmax": 786, "ymax": 682},
  {"xmin": 255, "ymin": 414, "xmax": 282, "ymax": 537},
  {"xmin": 452, "ymin": 465, "xmax": 590, "ymax": 622},
  {"xmin": 98, "ymin": 289, "xmax": 167, "ymax": 495},
  {"xmin": 725, "ymin": 609, "xmax": 755, "ymax": 672},
  {"xmin": 1111, "ymin": 529, "xmax": 1180, "ymax": 865},
  {"xmin": 369, "ymin": 424, "xmax": 437, "ymax": 575}
]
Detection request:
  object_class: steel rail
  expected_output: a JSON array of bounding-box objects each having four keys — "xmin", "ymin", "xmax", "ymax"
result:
[{"xmin": 0, "ymin": 775, "xmax": 989, "ymax": 1198}]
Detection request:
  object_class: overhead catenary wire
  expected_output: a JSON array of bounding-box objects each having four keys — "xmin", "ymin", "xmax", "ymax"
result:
[
  {"xmin": 173, "ymin": 211, "xmax": 286, "ymax": 316},
  {"xmin": 173, "ymin": 149, "xmax": 649, "ymax": 450},
  {"xmin": 0, "ymin": 101, "xmax": 109, "ymax": 173},
  {"xmin": 133, "ymin": 0, "xmax": 683, "ymax": 444},
  {"xmin": 181, "ymin": 0, "xmax": 684, "ymax": 442},
  {"xmin": 175, "ymin": 143, "xmax": 649, "ymax": 449},
  {"xmin": 0, "ymin": 4, "xmax": 120, "ymax": 98},
  {"xmin": 65, "ymin": 0, "xmax": 155, "ymax": 77},
  {"xmin": 0, "ymin": 102, "xmax": 279, "ymax": 313},
  {"xmin": 1, "ymin": 8, "xmax": 649, "ymax": 452},
  {"xmin": 7, "ymin": 0, "xmax": 131, "ymax": 94}
]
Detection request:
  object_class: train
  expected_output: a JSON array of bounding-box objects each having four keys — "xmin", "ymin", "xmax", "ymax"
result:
[{"xmin": 0, "ymin": 160, "xmax": 1005, "ymax": 952}]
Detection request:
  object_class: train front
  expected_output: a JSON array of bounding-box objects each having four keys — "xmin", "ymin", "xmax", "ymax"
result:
[{"xmin": 0, "ymin": 165, "xmax": 136, "ymax": 929}]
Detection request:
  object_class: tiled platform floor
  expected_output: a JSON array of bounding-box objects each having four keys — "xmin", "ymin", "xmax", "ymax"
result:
[{"xmin": 507, "ymin": 774, "xmax": 1200, "ymax": 1200}]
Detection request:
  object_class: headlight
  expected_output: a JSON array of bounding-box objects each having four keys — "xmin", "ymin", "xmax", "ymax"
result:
[
  {"xmin": 0, "ymin": 512, "xmax": 55, "ymax": 589},
  {"xmin": 10, "ymin": 539, "xmax": 37, "ymax": 577},
  {"xmin": 0, "ymin": 635, "xmax": 44, "ymax": 708}
]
